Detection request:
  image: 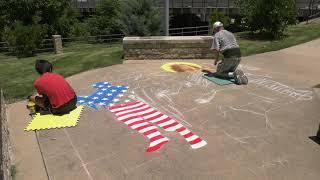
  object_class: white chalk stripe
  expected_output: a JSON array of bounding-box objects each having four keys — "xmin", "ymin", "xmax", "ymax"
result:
[
  {"xmin": 186, "ymin": 135, "xmax": 199, "ymax": 142},
  {"xmin": 124, "ymin": 117, "xmax": 143, "ymax": 125},
  {"xmin": 146, "ymin": 131, "xmax": 161, "ymax": 139},
  {"xmin": 158, "ymin": 119, "xmax": 176, "ymax": 127},
  {"xmin": 149, "ymin": 115, "xmax": 169, "ymax": 123},
  {"xmin": 179, "ymin": 129, "xmax": 191, "ymax": 136},
  {"xmin": 115, "ymin": 104, "xmax": 150, "ymax": 116},
  {"xmin": 191, "ymin": 140, "xmax": 207, "ymax": 149},
  {"xmin": 110, "ymin": 102, "xmax": 144, "ymax": 113},
  {"xmin": 165, "ymin": 123, "xmax": 183, "ymax": 132},
  {"xmin": 142, "ymin": 111, "xmax": 161, "ymax": 120},
  {"xmin": 149, "ymin": 137, "xmax": 169, "ymax": 147},
  {"xmin": 131, "ymin": 122, "xmax": 149, "ymax": 129},
  {"xmin": 118, "ymin": 108, "xmax": 154, "ymax": 121},
  {"xmin": 138, "ymin": 126, "xmax": 157, "ymax": 133}
]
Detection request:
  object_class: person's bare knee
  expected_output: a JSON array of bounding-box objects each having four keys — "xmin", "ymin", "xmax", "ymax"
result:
[
  {"xmin": 29, "ymin": 94, "xmax": 37, "ymax": 103},
  {"xmin": 34, "ymin": 95, "xmax": 46, "ymax": 108}
]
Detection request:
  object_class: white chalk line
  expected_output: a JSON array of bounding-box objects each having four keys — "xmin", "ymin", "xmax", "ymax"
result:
[{"xmin": 63, "ymin": 129, "xmax": 94, "ymax": 180}]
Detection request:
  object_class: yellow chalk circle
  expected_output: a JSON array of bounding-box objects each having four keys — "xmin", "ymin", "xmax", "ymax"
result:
[{"xmin": 161, "ymin": 62, "xmax": 202, "ymax": 73}]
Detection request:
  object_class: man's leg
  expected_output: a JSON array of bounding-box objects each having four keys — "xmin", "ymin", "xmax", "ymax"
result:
[{"xmin": 215, "ymin": 58, "xmax": 240, "ymax": 79}]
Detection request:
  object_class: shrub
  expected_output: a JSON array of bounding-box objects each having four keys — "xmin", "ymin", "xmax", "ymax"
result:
[
  {"xmin": 4, "ymin": 21, "xmax": 47, "ymax": 57},
  {"xmin": 236, "ymin": 0, "xmax": 296, "ymax": 39},
  {"xmin": 209, "ymin": 10, "xmax": 231, "ymax": 28},
  {"xmin": 119, "ymin": 0, "xmax": 162, "ymax": 36},
  {"xmin": 71, "ymin": 22, "xmax": 89, "ymax": 37}
]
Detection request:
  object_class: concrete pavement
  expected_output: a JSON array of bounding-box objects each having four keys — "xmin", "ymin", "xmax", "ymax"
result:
[{"xmin": 7, "ymin": 39, "xmax": 320, "ymax": 180}]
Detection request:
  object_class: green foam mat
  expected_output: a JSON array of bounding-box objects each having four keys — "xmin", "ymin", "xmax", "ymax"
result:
[{"xmin": 203, "ymin": 74, "xmax": 235, "ymax": 86}]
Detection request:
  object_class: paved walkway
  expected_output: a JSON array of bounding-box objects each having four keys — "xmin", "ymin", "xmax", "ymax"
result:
[{"xmin": 8, "ymin": 39, "xmax": 320, "ymax": 180}]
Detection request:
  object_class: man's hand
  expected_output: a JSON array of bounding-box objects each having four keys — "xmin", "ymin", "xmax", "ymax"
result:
[{"xmin": 214, "ymin": 60, "xmax": 218, "ymax": 65}]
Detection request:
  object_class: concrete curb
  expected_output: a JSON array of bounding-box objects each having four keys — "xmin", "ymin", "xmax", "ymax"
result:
[{"xmin": 7, "ymin": 102, "xmax": 48, "ymax": 180}]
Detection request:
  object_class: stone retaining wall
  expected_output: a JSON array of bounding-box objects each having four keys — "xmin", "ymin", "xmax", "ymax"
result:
[
  {"xmin": 123, "ymin": 36, "xmax": 214, "ymax": 60},
  {"xmin": 0, "ymin": 90, "xmax": 12, "ymax": 180}
]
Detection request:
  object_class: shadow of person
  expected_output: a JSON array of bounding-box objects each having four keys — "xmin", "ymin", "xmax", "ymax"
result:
[{"xmin": 309, "ymin": 123, "xmax": 320, "ymax": 146}]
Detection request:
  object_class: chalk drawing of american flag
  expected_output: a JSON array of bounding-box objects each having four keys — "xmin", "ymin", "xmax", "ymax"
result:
[
  {"xmin": 109, "ymin": 101, "xmax": 207, "ymax": 152},
  {"xmin": 77, "ymin": 82, "xmax": 129, "ymax": 110}
]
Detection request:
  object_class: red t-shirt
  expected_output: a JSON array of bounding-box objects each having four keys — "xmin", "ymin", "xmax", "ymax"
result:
[{"xmin": 34, "ymin": 73, "xmax": 76, "ymax": 108}]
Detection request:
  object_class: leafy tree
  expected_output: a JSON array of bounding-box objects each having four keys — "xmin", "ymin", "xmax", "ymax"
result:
[
  {"xmin": 236, "ymin": 0, "xmax": 296, "ymax": 39},
  {"xmin": 119, "ymin": 0, "xmax": 162, "ymax": 36},
  {"xmin": 86, "ymin": 0, "xmax": 121, "ymax": 35},
  {"xmin": 0, "ymin": 0, "xmax": 78, "ymax": 56},
  {"xmin": 0, "ymin": 0, "xmax": 78, "ymax": 38}
]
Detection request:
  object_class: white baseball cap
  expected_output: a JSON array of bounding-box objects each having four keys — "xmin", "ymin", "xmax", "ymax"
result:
[{"xmin": 213, "ymin": 21, "xmax": 224, "ymax": 29}]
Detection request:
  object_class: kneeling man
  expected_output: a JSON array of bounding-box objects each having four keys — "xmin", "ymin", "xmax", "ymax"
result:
[{"xmin": 209, "ymin": 21, "xmax": 248, "ymax": 85}]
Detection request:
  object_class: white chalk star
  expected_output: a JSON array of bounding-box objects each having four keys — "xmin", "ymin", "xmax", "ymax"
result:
[
  {"xmin": 84, "ymin": 96, "xmax": 89, "ymax": 98},
  {"xmin": 118, "ymin": 94, "xmax": 123, "ymax": 97},
  {"xmin": 102, "ymin": 98, "xmax": 108, "ymax": 101},
  {"xmin": 103, "ymin": 82, "xmax": 108, "ymax": 84},
  {"xmin": 88, "ymin": 101, "xmax": 94, "ymax": 104},
  {"xmin": 111, "ymin": 89, "xmax": 117, "ymax": 92},
  {"xmin": 78, "ymin": 100, "xmax": 85, "ymax": 103},
  {"xmin": 107, "ymin": 93, "xmax": 112, "ymax": 96},
  {"xmin": 113, "ymin": 99, "xmax": 119, "ymax": 102},
  {"xmin": 107, "ymin": 85, "xmax": 111, "ymax": 88},
  {"xmin": 97, "ymin": 92, "xmax": 103, "ymax": 95},
  {"xmin": 98, "ymin": 85, "xmax": 104, "ymax": 88},
  {"xmin": 101, "ymin": 88, "xmax": 107, "ymax": 91},
  {"xmin": 92, "ymin": 97, "xmax": 98, "ymax": 100},
  {"xmin": 122, "ymin": 90, "xmax": 127, "ymax": 93},
  {"xmin": 109, "ymin": 103, "xmax": 114, "ymax": 107},
  {"xmin": 99, "ymin": 102, "xmax": 106, "ymax": 105}
]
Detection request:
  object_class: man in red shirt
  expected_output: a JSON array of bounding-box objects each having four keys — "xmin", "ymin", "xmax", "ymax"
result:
[{"xmin": 29, "ymin": 60, "xmax": 77, "ymax": 115}]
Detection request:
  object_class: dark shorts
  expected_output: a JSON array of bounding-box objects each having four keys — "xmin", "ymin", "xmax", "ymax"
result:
[{"xmin": 36, "ymin": 95, "xmax": 77, "ymax": 115}]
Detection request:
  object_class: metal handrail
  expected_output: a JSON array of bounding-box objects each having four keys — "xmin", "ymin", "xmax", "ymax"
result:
[{"xmin": 169, "ymin": 25, "xmax": 210, "ymax": 31}]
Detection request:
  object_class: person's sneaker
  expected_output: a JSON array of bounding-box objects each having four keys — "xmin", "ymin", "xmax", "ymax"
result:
[
  {"xmin": 239, "ymin": 75, "xmax": 248, "ymax": 85},
  {"xmin": 234, "ymin": 69, "xmax": 248, "ymax": 85}
]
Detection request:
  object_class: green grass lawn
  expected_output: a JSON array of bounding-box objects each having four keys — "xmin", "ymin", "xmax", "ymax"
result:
[
  {"xmin": 1, "ymin": 21, "xmax": 320, "ymax": 102},
  {"xmin": 239, "ymin": 22, "xmax": 320, "ymax": 56},
  {"xmin": 0, "ymin": 43, "xmax": 123, "ymax": 102}
]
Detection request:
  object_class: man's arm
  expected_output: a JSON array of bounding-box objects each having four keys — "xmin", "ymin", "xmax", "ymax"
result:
[
  {"xmin": 211, "ymin": 36, "xmax": 221, "ymax": 65},
  {"xmin": 213, "ymin": 49, "xmax": 220, "ymax": 65}
]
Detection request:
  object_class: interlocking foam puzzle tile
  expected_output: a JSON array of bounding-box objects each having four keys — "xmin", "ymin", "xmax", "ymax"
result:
[
  {"xmin": 24, "ymin": 106, "xmax": 84, "ymax": 131},
  {"xmin": 77, "ymin": 82, "xmax": 129, "ymax": 110},
  {"xmin": 203, "ymin": 74, "xmax": 235, "ymax": 86}
]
